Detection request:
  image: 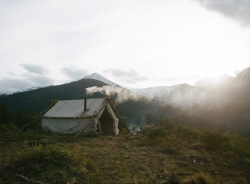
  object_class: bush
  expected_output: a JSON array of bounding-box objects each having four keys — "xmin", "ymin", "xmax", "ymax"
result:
[
  {"xmin": 146, "ymin": 127, "xmax": 167, "ymax": 140},
  {"xmin": 20, "ymin": 144, "xmax": 78, "ymax": 166},
  {"xmin": 141, "ymin": 125, "xmax": 155, "ymax": 135},
  {"xmin": 159, "ymin": 136, "xmax": 186, "ymax": 155},
  {"xmin": 180, "ymin": 173, "xmax": 212, "ymax": 184},
  {"xmin": 200, "ymin": 129, "xmax": 223, "ymax": 150},
  {"xmin": 86, "ymin": 159, "xmax": 98, "ymax": 172},
  {"xmin": 0, "ymin": 122, "xmax": 18, "ymax": 134},
  {"xmin": 173, "ymin": 125, "xmax": 200, "ymax": 141},
  {"xmin": 0, "ymin": 123, "xmax": 8, "ymax": 134},
  {"xmin": 231, "ymin": 132, "xmax": 250, "ymax": 156},
  {"xmin": 145, "ymin": 113, "xmax": 154, "ymax": 126},
  {"xmin": 158, "ymin": 115, "xmax": 175, "ymax": 131}
]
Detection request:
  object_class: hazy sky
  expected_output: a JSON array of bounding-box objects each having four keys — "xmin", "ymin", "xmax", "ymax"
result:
[{"xmin": 0, "ymin": 0, "xmax": 250, "ymax": 93}]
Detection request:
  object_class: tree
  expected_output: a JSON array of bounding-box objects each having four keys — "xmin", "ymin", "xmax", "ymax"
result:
[
  {"xmin": 145, "ymin": 113, "xmax": 154, "ymax": 126},
  {"xmin": 158, "ymin": 115, "xmax": 175, "ymax": 131},
  {"xmin": 14, "ymin": 109, "xmax": 37, "ymax": 129},
  {"xmin": 0, "ymin": 102, "xmax": 11, "ymax": 125}
]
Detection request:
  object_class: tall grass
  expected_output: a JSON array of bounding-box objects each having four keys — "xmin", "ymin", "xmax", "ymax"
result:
[{"xmin": 20, "ymin": 144, "xmax": 78, "ymax": 166}]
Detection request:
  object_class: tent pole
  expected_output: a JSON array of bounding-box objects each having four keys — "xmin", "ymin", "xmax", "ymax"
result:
[
  {"xmin": 97, "ymin": 116, "xmax": 102, "ymax": 135},
  {"xmin": 74, "ymin": 117, "xmax": 96, "ymax": 138},
  {"xmin": 18, "ymin": 102, "xmax": 56, "ymax": 132},
  {"xmin": 106, "ymin": 96, "xmax": 131, "ymax": 133},
  {"xmin": 74, "ymin": 100, "xmax": 109, "ymax": 139}
]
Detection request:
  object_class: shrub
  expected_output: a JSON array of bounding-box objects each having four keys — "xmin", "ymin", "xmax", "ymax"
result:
[
  {"xmin": 86, "ymin": 159, "xmax": 98, "ymax": 172},
  {"xmin": 20, "ymin": 144, "xmax": 78, "ymax": 166},
  {"xmin": 180, "ymin": 173, "xmax": 212, "ymax": 184},
  {"xmin": 8, "ymin": 122, "xmax": 18, "ymax": 132},
  {"xmin": 146, "ymin": 127, "xmax": 167, "ymax": 140},
  {"xmin": 158, "ymin": 115, "xmax": 175, "ymax": 131},
  {"xmin": 200, "ymin": 129, "xmax": 223, "ymax": 150},
  {"xmin": 0, "ymin": 124, "xmax": 8, "ymax": 134},
  {"xmin": 0, "ymin": 122, "xmax": 18, "ymax": 134},
  {"xmin": 145, "ymin": 113, "xmax": 154, "ymax": 126},
  {"xmin": 173, "ymin": 124, "xmax": 200, "ymax": 141},
  {"xmin": 159, "ymin": 136, "xmax": 186, "ymax": 155},
  {"xmin": 141, "ymin": 125, "xmax": 155, "ymax": 135},
  {"xmin": 231, "ymin": 132, "xmax": 250, "ymax": 156}
]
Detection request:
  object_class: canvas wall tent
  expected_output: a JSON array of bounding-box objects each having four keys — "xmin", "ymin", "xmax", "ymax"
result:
[{"xmin": 42, "ymin": 98, "xmax": 120, "ymax": 135}]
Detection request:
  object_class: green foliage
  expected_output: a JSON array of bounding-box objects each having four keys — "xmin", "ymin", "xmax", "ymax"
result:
[
  {"xmin": 0, "ymin": 122, "xmax": 18, "ymax": 134},
  {"xmin": 146, "ymin": 127, "xmax": 167, "ymax": 140},
  {"xmin": 15, "ymin": 109, "xmax": 38, "ymax": 129},
  {"xmin": 86, "ymin": 159, "xmax": 98, "ymax": 172},
  {"xmin": 0, "ymin": 102, "xmax": 11, "ymax": 125},
  {"xmin": 158, "ymin": 115, "xmax": 175, "ymax": 131},
  {"xmin": 173, "ymin": 124, "xmax": 200, "ymax": 140},
  {"xmin": 159, "ymin": 136, "xmax": 186, "ymax": 155},
  {"xmin": 180, "ymin": 173, "xmax": 211, "ymax": 184},
  {"xmin": 141, "ymin": 125, "xmax": 155, "ymax": 135},
  {"xmin": 200, "ymin": 129, "xmax": 223, "ymax": 150},
  {"xmin": 0, "ymin": 123, "xmax": 8, "ymax": 134},
  {"xmin": 145, "ymin": 113, "xmax": 154, "ymax": 126},
  {"xmin": 231, "ymin": 132, "xmax": 250, "ymax": 156},
  {"xmin": 20, "ymin": 144, "xmax": 77, "ymax": 166}
]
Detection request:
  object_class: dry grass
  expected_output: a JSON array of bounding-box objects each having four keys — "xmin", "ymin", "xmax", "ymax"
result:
[{"xmin": 0, "ymin": 131, "xmax": 249, "ymax": 183}]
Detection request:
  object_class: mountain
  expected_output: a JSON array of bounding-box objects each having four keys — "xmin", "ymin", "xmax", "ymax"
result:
[
  {"xmin": 1, "ymin": 68, "xmax": 250, "ymax": 136},
  {"xmin": 0, "ymin": 79, "xmax": 107, "ymax": 113},
  {"xmin": 0, "ymin": 73, "xmax": 118, "ymax": 96},
  {"xmin": 0, "ymin": 76, "xmax": 176, "ymax": 127},
  {"xmin": 129, "ymin": 68, "xmax": 250, "ymax": 107},
  {"xmin": 83, "ymin": 73, "xmax": 120, "ymax": 87}
]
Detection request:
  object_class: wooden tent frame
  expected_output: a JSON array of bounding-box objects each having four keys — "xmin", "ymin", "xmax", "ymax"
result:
[
  {"xmin": 18, "ymin": 99, "xmax": 58, "ymax": 132},
  {"xmin": 74, "ymin": 96, "xmax": 130, "ymax": 138},
  {"xmin": 18, "ymin": 97, "xmax": 131, "ymax": 137}
]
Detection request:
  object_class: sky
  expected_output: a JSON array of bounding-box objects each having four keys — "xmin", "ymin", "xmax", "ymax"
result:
[{"xmin": 0, "ymin": 0, "xmax": 250, "ymax": 93}]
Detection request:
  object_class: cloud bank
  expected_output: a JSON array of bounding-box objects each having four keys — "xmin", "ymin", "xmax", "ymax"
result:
[
  {"xmin": 61, "ymin": 66, "xmax": 90, "ymax": 80},
  {"xmin": 20, "ymin": 63, "xmax": 50, "ymax": 75},
  {"xmin": 103, "ymin": 69, "xmax": 148, "ymax": 84},
  {"xmin": 0, "ymin": 64, "xmax": 53, "ymax": 94},
  {"xmin": 195, "ymin": 0, "xmax": 250, "ymax": 26}
]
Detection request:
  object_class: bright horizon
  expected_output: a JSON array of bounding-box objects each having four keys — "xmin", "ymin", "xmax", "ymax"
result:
[{"xmin": 1, "ymin": 0, "xmax": 250, "ymax": 93}]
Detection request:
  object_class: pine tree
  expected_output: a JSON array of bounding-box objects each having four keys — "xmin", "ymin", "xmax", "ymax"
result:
[
  {"xmin": 0, "ymin": 102, "xmax": 11, "ymax": 125},
  {"xmin": 158, "ymin": 115, "xmax": 174, "ymax": 131},
  {"xmin": 145, "ymin": 113, "xmax": 154, "ymax": 126}
]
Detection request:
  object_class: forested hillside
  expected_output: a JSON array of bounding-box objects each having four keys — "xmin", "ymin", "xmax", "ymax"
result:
[{"xmin": 1, "ymin": 69, "xmax": 250, "ymax": 137}]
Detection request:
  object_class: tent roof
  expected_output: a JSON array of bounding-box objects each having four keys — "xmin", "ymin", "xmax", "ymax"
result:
[{"xmin": 43, "ymin": 98, "xmax": 106, "ymax": 117}]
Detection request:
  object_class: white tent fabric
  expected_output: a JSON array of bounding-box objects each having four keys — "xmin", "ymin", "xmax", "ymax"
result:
[{"xmin": 42, "ymin": 98, "xmax": 119, "ymax": 134}]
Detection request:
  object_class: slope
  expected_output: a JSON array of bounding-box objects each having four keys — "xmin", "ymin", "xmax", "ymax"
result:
[{"xmin": 0, "ymin": 79, "xmax": 107, "ymax": 113}]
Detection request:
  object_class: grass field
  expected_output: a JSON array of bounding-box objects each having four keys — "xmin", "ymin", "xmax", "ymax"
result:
[{"xmin": 0, "ymin": 129, "xmax": 249, "ymax": 184}]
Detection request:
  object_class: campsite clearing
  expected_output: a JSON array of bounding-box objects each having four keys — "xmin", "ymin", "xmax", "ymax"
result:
[{"xmin": 0, "ymin": 130, "xmax": 249, "ymax": 184}]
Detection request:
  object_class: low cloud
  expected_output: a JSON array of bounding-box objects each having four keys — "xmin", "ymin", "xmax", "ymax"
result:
[
  {"xmin": 195, "ymin": 73, "xmax": 230, "ymax": 86},
  {"xmin": 7, "ymin": 71, "xmax": 17, "ymax": 76},
  {"xmin": 30, "ymin": 76, "xmax": 53, "ymax": 86},
  {"xmin": 0, "ymin": 78, "xmax": 31, "ymax": 93},
  {"xmin": 194, "ymin": 0, "xmax": 250, "ymax": 26},
  {"xmin": 104, "ymin": 69, "xmax": 148, "ymax": 83},
  {"xmin": 61, "ymin": 66, "xmax": 90, "ymax": 80},
  {"xmin": 20, "ymin": 63, "xmax": 50, "ymax": 75},
  {"xmin": 0, "ymin": 75, "xmax": 54, "ymax": 94}
]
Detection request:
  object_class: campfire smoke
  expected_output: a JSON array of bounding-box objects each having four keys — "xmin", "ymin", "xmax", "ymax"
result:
[{"xmin": 86, "ymin": 86, "xmax": 150, "ymax": 104}]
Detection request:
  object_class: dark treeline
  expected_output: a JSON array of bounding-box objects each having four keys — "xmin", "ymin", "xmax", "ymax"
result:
[
  {"xmin": 1, "ymin": 76, "xmax": 250, "ymax": 137},
  {"xmin": 0, "ymin": 102, "xmax": 40, "ymax": 132}
]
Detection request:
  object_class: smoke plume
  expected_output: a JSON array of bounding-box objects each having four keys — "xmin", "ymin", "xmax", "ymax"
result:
[{"xmin": 86, "ymin": 86, "xmax": 149, "ymax": 103}]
